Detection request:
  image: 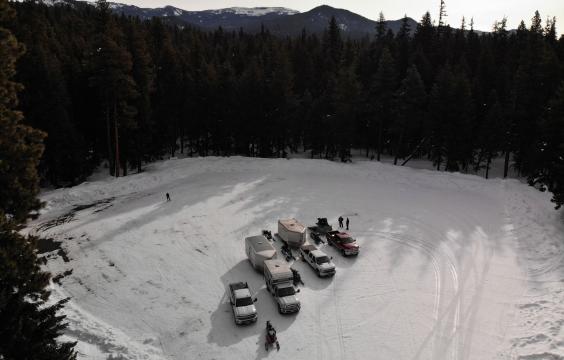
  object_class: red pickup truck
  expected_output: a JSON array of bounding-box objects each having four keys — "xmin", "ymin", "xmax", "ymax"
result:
[{"xmin": 326, "ymin": 230, "xmax": 359, "ymax": 256}]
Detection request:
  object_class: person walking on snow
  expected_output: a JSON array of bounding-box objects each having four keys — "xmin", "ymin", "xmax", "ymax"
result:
[
  {"xmin": 166, "ymin": 193, "xmax": 171, "ymax": 201},
  {"xmin": 338, "ymin": 216, "xmax": 343, "ymax": 228},
  {"xmin": 291, "ymin": 268, "xmax": 304, "ymax": 286},
  {"xmin": 346, "ymin": 217, "xmax": 350, "ymax": 230}
]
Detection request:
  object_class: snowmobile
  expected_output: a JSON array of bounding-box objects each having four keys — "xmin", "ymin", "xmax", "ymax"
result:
[
  {"xmin": 265, "ymin": 321, "xmax": 280, "ymax": 351},
  {"xmin": 309, "ymin": 230, "xmax": 324, "ymax": 244},
  {"xmin": 280, "ymin": 243, "xmax": 295, "ymax": 262},
  {"xmin": 308, "ymin": 217, "xmax": 333, "ymax": 234},
  {"xmin": 262, "ymin": 230, "xmax": 273, "ymax": 241}
]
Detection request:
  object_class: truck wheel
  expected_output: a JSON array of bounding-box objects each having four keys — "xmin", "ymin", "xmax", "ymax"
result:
[
  {"xmin": 316, "ymin": 269, "xmax": 321, "ymax": 277},
  {"xmin": 278, "ymin": 305, "xmax": 283, "ymax": 314},
  {"xmin": 341, "ymin": 249, "xmax": 346, "ymax": 256}
]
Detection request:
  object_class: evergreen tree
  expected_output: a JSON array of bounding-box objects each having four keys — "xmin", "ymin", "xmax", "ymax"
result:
[
  {"xmin": 0, "ymin": 1, "xmax": 76, "ymax": 357},
  {"xmin": 324, "ymin": 16, "xmax": 342, "ymax": 73},
  {"xmin": 544, "ymin": 17, "xmax": 557, "ymax": 44},
  {"xmin": 16, "ymin": 28, "xmax": 89, "ymax": 186},
  {"xmin": 396, "ymin": 15, "xmax": 412, "ymax": 78},
  {"xmin": 530, "ymin": 10, "xmax": 543, "ymax": 36},
  {"xmin": 151, "ymin": 18, "xmax": 183, "ymax": 157},
  {"xmin": 428, "ymin": 66, "xmax": 474, "ymax": 171},
  {"xmin": 125, "ymin": 20, "xmax": 154, "ymax": 173},
  {"xmin": 334, "ymin": 65, "xmax": 360, "ymax": 162},
  {"xmin": 393, "ymin": 65, "xmax": 427, "ymax": 165},
  {"xmin": 371, "ymin": 47, "xmax": 397, "ymax": 161},
  {"xmin": 0, "ymin": 2, "xmax": 44, "ymax": 223},
  {"xmin": 89, "ymin": 0, "xmax": 138, "ymax": 176},
  {"xmin": 476, "ymin": 90, "xmax": 506, "ymax": 178},
  {"xmin": 438, "ymin": 0, "xmax": 447, "ymax": 28},
  {"xmin": 529, "ymin": 82, "xmax": 564, "ymax": 208},
  {"xmin": 376, "ymin": 12, "xmax": 387, "ymax": 41}
]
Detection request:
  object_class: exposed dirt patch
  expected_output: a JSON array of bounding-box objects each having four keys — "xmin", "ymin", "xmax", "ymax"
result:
[
  {"xmin": 53, "ymin": 269, "xmax": 73, "ymax": 285},
  {"xmin": 36, "ymin": 237, "xmax": 70, "ymax": 262},
  {"xmin": 37, "ymin": 197, "xmax": 115, "ymax": 231}
]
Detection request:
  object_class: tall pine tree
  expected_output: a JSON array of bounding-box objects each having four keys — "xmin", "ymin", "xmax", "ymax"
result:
[{"xmin": 0, "ymin": 0, "xmax": 76, "ymax": 358}]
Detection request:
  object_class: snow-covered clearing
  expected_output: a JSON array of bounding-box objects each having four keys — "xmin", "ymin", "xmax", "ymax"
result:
[{"xmin": 30, "ymin": 157, "xmax": 564, "ymax": 360}]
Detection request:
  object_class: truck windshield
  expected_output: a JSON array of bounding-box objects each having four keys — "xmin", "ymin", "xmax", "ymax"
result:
[
  {"xmin": 276, "ymin": 287, "xmax": 295, "ymax": 297},
  {"xmin": 316, "ymin": 256, "xmax": 330, "ymax": 264},
  {"xmin": 235, "ymin": 297, "xmax": 254, "ymax": 307},
  {"xmin": 341, "ymin": 237, "xmax": 355, "ymax": 244}
]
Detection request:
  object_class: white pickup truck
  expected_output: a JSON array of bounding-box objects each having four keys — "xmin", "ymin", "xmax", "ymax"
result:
[
  {"xmin": 228, "ymin": 282, "xmax": 258, "ymax": 325},
  {"xmin": 299, "ymin": 244, "xmax": 336, "ymax": 277}
]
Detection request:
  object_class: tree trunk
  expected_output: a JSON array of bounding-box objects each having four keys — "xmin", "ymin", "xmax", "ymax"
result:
[
  {"xmin": 401, "ymin": 137, "xmax": 427, "ymax": 166},
  {"xmin": 503, "ymin": 151, "xmax": 510, "ymax": 178},
  {"xmin": 105, "ymin": 105, "xmax": 114, "ymax": 176},
  {"xmin": 474, "ymin": 149, "xmax": 484, "ymax": 173},
  {"xmin": 393, "ymin": 131, "xmax": 404, "ymax": 166},
  {"xmin": 113, "ymin": 103, "xmax": 120, "ymax": 177},
  {"xmin": 377, "ymin": 118, "xmax": 382, "ymax": 161},
  {"xmin": 485, "ymin": 155, "xmax": 491, "ymax": 179}
]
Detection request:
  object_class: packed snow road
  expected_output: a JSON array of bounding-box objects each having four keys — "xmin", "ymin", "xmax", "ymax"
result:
[{"xmin": 31, "ymin": 157, "xmax": 564, "ymax": 360}]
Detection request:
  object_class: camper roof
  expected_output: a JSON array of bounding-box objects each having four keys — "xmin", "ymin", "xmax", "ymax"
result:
[
  {"xmin": 279, "ymin": 218, "xmax": 306, "ymax": 233},
  {"xmin": 246, "ymin": 235, "xmax": 274, "ymax": 251},
  {"xmin": 264, "ymin": 259, "xmax": 292, "ymax": 281}
]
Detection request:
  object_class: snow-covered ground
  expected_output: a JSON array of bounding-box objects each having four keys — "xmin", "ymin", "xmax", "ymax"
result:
[{"xmin": 30, "ymin": 157, "xmax": 564, "ymax": 360}]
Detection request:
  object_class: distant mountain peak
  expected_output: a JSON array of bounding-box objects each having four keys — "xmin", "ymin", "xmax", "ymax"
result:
[
  {"xmin": 209, "ymin": 7, "xmax": 299, "ymax": 17},
  {"xmin": 38, "ymin": 0, "xmax": 418, "ymax": 38}
]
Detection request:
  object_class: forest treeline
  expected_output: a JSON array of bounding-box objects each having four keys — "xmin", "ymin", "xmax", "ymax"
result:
[{"xmin": 6, "ymin": 0, "xmax": 564, "ymax": 208}]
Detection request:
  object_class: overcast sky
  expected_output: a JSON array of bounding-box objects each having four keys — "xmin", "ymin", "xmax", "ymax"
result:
[{"xmin": 116, "ymin": 0, "xmax": 564, "ymax": 35}]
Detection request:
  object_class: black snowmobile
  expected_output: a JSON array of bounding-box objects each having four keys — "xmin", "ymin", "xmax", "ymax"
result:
[
  {"xmin": 280, "ymin": 243, "xmax": 295, "ymax": 262},
  {"xmin": 262, "ymin": 230, "xmax": 273, "ymax": 241}
]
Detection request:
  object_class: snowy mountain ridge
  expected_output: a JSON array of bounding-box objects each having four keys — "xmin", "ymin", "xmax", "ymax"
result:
[
  {"xmin": 32, "ymin": 0, "xmax": 417, "ymax": 37},
  {"xmin": 208, "ymin": 7, "xmax": 299, "ymax": 16}
]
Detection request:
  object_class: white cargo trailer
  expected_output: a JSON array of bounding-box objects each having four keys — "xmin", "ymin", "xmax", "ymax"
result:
[
  {"xmin": 277, "ymin": 218, "xmax": 307, "ymax": 247},
  {"xmin": 245, "ymin": 235, "xmax": 277, "ymax": 271}
]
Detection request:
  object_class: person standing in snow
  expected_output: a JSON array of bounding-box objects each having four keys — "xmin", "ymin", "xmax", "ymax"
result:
[
  {"xmin": 291, "ymin": 268, "xmax": 304, "ymax": 286},
  {"xmin": 338, "ymin": 216, "xmax": 343, "ymax": 228},
  {"xmin": 346, "ymin": 217, "xmax": 350, "ymax": 230},
  {"xmin": 166, "ymin": 193, "xmax": 171, "ymax": 201}
]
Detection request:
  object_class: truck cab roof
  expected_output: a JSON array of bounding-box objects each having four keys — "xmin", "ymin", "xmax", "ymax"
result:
[
  {"xmin": 310, "ymin": 249, "xmax": 326, "ymax": 258},
  {"xmin": 233, "ymin": 288, "xmax": 252, "ymax": 299},
  {"xmin": 332, "ymin": 231, "xmax": 353, "ymax": 240},
  {"xmin": 300, "ymin": 244, "xmax": 317, "ymax": 253},
  {"xmin": 275, "ymin": 282, "xmax": 294, "ymax": 290}
]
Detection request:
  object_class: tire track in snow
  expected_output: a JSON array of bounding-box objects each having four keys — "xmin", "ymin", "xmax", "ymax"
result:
[
  {"xmin": 332, "ymin": 279, "xmax": 346, "ymax": 360},
  {"xmin": 382, "ymin": 231, "xmax": 442, "ymax": 358},
  {"xmin": 375, "ymin": 223, "xmax": 463, "ymax": 360},
  {"xmin": 448, "ymin": 258, "xmax": 460, "ymax": 360},
  {"xmin": 406, "ymin": 216, "xmax": 464, "ymax": 360}
]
